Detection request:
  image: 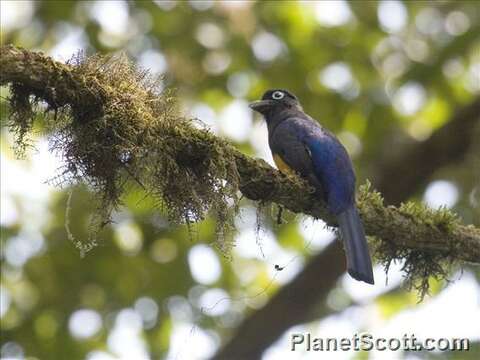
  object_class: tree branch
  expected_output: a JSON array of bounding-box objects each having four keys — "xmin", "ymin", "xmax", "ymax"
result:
[
  {"xmin": 2, "ymin": 44, "xmax": 479, "ymax": 360},
  {"xmin": 213, "ymin": 97, "xmax": 480, "ymax": 360},
  {"xmin": 1, "ymin": 45, "xmax": 478, "ymax": 262}
]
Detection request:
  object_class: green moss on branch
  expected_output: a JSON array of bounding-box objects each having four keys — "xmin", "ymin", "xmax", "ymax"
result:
[{"xmin": 1, "ymin": 45, "xmax": 479, "ymax": 292}]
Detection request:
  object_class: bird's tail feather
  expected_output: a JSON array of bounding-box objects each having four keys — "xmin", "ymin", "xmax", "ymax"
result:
[{"xmin": 337, "ymin": 206, "xmax": 374, "ymax": 284}]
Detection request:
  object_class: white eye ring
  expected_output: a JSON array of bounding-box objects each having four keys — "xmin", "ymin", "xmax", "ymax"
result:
[{"xmin": 272, "ymin": 91, "xmax": 284, "ymax": 100}]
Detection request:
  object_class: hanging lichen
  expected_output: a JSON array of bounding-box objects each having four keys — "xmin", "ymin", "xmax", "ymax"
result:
[
  {"xmin": 2, "ymin": 45, "xmax": 479, "ymax": 299},
  {"xmin": 5, "ymin": 49, "xmax": 240, "ymax": 252}
]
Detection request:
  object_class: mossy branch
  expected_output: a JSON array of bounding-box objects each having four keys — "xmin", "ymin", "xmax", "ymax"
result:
[{"xmin": 1, "ymin": 46, "xmax": 479, "ymax": 280}]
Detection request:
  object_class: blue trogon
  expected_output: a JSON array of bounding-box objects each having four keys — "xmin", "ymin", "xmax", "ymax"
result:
[{"xmin": 250, "ymin": 89, "xmax": 374, "ymax": 284}]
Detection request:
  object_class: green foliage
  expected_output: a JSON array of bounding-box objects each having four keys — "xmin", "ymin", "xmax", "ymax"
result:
[{"xmin": 1, "ymin": 1, "xmax": 479, "ymax": 359}]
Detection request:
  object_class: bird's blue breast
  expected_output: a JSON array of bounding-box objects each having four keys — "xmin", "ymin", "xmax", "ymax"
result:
[
  {"xmin": 273, "ymin": 118, "xmax": 356, "ymax": 215},
  {"xmin": 304, "ymin": 134, "xmax": 355, "ymax": 215}
]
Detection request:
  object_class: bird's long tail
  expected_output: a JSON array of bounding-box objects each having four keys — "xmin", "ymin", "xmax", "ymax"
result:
[{"xmin": 337, "ymin": 205, "xmax": 374, "ymax": 284}]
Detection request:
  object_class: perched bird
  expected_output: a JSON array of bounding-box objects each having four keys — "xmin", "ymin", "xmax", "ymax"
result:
[{"xmin": 250, "ymin": 89, "xmax": 374, "ymax": 284}]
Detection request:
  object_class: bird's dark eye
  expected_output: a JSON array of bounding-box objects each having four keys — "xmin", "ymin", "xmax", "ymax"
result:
[{"xmin": 272, "ymin": 91, "xmax": 285, "ymax": 100}]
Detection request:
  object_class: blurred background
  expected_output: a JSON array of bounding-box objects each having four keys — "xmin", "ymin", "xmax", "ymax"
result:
[{"xmin": 1, "ymin": 1, "xmax": 479, "ymax": 359}]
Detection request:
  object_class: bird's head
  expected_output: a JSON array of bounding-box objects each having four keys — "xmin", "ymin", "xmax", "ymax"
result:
[{"xmin": 249, "ymin": 89, "xmax": 301, "ymax": 116}]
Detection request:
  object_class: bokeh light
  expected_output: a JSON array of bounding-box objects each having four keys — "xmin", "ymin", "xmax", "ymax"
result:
[
  {"xmin": 313, "ymin": 0, "xmax": 353, "ymax": 27},
  {"xmin": 319, "ymin": 62, "xmax": 355, "ymax": 95},
  {"xmin": 188, "ymin": 245, "xmax": 221, "ymax": 285},
  {"xmin": 393, "ymin": 82, "xmax": 427, "ymax": 116},
  {"xmin": 378, "ymin": 0, "xmax": 408, "ymax": 33},
  {"xmin": 68, "ymin": 309, "xmax": 102, "ymax": 340},
  {"xmin": 107, "ymin": 309, "xmax": 149, "ymax": 359},
  {"xmin": 134, "ymin": 297, "xmax": 159, "ymax": 329},
  {"xmin": 251, "ymin": 32, "xmax": 285, "ymax": 62},
  {"xmin": 0, "ymin": 0, "xmax": 34, "ymax": 32},
  {"xmin": 423, "ymin": 180, "xmax": 459, "ymax": 209},
  {"xmin": 2, "ymin": 1, "xmax": 479, "ymax": 359}
]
